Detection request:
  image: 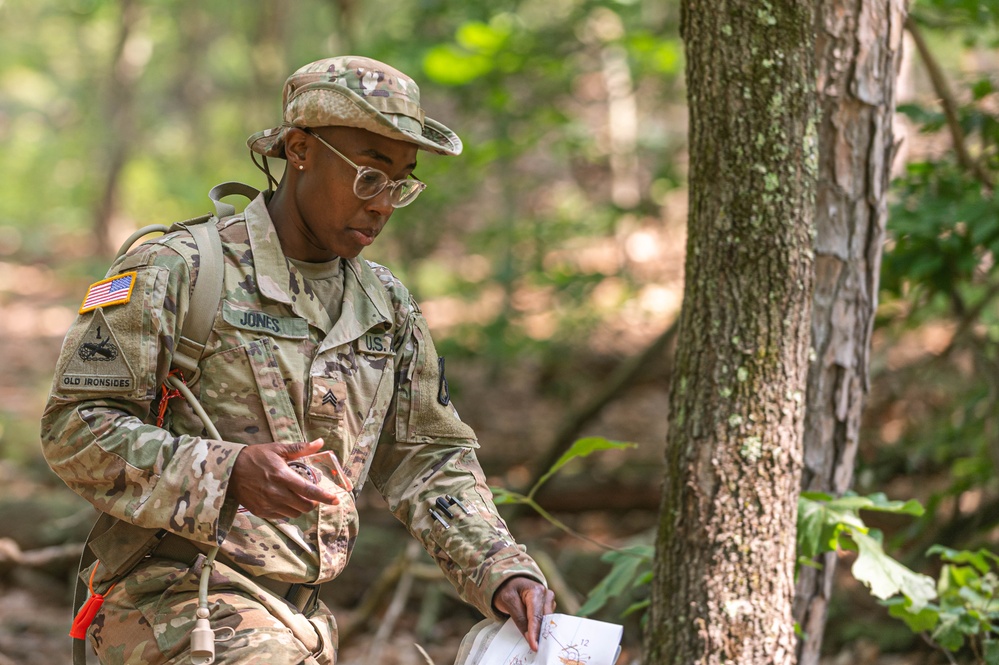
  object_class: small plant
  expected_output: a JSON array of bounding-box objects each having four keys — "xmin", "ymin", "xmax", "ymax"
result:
[
  {"xmin": 490, "ymin": 437, "xmax": 653, "ymax": 617},
  {"xmin": 797, "ymin": 492, "xmax": 936, "ymax": 611},
  {"xmin": 492, "ymin": 436, "xmax": 637, "ymax": 552},
  {"xmin": 497, "ymin": 442, "xmax": 988, "ymax": 657},
  {"xmin": 575, "ymin": 543, "xmax": 653, "ymax": 620},
  {"xmin": 886, "ymin": 547, "xmax": 999, "ymax": 664}
]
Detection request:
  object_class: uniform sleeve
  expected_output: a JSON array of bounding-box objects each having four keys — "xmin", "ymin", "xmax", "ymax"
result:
[
  {"xmin": 367, "ymin": 303, "xmax": 546, "ymax": 620},
  {"xmin": 40, "ymin": 244, "xmax": 243, "ymax": 546}
]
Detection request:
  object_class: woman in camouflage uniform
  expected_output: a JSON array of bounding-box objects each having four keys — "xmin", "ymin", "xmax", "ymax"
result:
[{"xmin": 42, "ymin": 56, "xmax": 554, "ymax": 664}]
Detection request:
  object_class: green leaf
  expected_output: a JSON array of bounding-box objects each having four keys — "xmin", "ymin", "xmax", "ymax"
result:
[
  {"xmin": 797, "ymin": 496, "xmax": 827, "ymax": 560},
  {"xmin": 422, "ymin": 45, "xmax": 494, "ymax": 86},
  {"xmin": 972, "ymin": 77, "xmax": 994, "ymax": 100},
  {"xmin": 621, "ymin": 599, "xmax": 650, "ymax": 618},
  {"xmin": 489, "ymin": 487, "xmax": 523, "ymax": 505},
  {"xmin": 850, "ymin": 530, "xmax": 938, "ymax": 612},
  {"xmin": 826, "ymin": 492, "xmax": 925, "ymax": 517},
  {"xmin": 577, "ymin": 545, "xmax": 651, "ymax": 617},
  {"xmin": 886, "ymin": 597, "xmax": 941, "ymax": 632},
  {"xmin": 929, "ymin": 545, "xmax": 999, "ymax": 575},
  {"xmin": 797, "ymin": 556, "xmax": 823, "ymax": 571},
  {"xmin": 983, "ymin": 639, "xmax": 999, "ymax": 665},
  {"xmin": 531, "ymin": 437, "xmax": 636, "ymax": 496},
  {"xmin": 959, "ymin": 584, "xmax": 988, "ymax": 607},
  {"xmin": 933, "ymin": 613, "xmax": 968, "ymax": 652},
  {"xmin": 800, "ymin": 491, "xmax": 834, "ymax": 502}
]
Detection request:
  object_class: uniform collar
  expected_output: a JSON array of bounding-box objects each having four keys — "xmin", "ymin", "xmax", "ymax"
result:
[{"xmin": 244, "ymin": 193, "xmax": 393, "ymax": 340}]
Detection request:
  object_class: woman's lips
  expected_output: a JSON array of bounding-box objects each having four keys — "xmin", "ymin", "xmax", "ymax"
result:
[{"xmin": 349, "ymin": 228, "xmax": 376, "ymax": 246}]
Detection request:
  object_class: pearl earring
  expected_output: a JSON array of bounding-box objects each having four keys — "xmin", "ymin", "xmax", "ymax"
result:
[{"xmin": 298, "ymin": 165, "xmax": 305, "ymax": 171}]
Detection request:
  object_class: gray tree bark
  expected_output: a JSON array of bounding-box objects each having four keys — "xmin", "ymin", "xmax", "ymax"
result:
[
  {"xmin": 645, "ymin": 1, "xmax": 818, "ymax": 663},
  {"xmin": 794, "ymin": 2, "xmax": 907, "ymax": 663}
]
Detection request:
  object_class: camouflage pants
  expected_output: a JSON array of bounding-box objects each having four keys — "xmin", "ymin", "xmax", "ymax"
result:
[{"xmin": 87, "ymin": 555, "xmax": 337, "ymax": 665}]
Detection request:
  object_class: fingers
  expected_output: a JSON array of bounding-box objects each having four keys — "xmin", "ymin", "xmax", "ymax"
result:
[
  {"xmin": 523, "ymin": 585, "xmax": 554, "ymax": 652},
  {"xmin": 230, "ymin": 439, "xmax": 339, "ymax": 519},
  {"xmin": 282, "ymin": 437, "xmax": 325, "ymax": 460},
  {"xmin": 494, "ymin": 577, "xmax": 554, "ymax": 652},
  {"xmin": 262, "ymin": 456, "xmax": 339, "ymax": 516}
]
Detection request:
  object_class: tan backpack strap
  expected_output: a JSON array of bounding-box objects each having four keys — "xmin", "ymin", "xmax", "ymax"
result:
[
  {"xmin": 209, "ymin": 181, "xmax": 260, "ymax": 218},
  {"xmin": 114, "ymin": 225, "xmax": 170, "ymax": 261},
  {"xmin": 172, "ymin": 219, "xmax": 223, "ymax": 379},
  {"xmin": 172, "ymin": 182, "xmax": 257, "ymax": 377}
]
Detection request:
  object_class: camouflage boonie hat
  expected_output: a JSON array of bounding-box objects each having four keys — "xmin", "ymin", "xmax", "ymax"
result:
[{"xmin": 247, "ymin": 56, "xmax": 462, "ymax": 158}]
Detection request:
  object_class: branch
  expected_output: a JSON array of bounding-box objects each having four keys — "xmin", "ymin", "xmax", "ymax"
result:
[
  {"xmin": 930, "ymin": 278, "xmax": 999, "ymax": 364},
  {"xmin": 905, "ymin": 16, "xmax": 995, "ymax": 190},
  {"xmin": 367, "ymin": 541, "xmax": 420, "ymax": 664},
  {"xmin": 0, "ymin": 538, "xmax": 84, "ymax": 575}
]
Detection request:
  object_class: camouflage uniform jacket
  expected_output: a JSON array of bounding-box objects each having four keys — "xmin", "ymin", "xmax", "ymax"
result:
[{"xmin": 41, "ymin": 193, "xmax": 544, "ymax": 619}]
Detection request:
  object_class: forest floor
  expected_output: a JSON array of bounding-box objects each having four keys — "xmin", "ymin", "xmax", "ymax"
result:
[{"xmin": 0, "ymin": 248, "xmax": 952, "ymax": 664}]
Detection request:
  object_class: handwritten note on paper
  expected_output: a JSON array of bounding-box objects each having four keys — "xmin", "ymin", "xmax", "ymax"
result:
[{"xmin": 453, "ymin": 614, "xmax": 623, "ymax": 665}]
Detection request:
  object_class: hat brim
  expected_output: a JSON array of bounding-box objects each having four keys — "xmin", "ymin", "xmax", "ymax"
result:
[{"xmin": 247, "ymin": 84, "xmax": 462, "ymax": 158}]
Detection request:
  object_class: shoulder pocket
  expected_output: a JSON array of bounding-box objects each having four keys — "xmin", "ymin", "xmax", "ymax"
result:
[{"xmin": 399, "ymin": 318, "xmax": 477, "ymax": 445}]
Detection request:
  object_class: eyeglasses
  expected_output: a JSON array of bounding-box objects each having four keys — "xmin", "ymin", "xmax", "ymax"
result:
[{"xmin": 304, "ymin": 129, "xmax": 426, "ymax": 208}]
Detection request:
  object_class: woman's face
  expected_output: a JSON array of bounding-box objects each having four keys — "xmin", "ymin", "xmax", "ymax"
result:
[{"xmin": 282, "ymin": 126, "xmax": 420, "ymax": 261}]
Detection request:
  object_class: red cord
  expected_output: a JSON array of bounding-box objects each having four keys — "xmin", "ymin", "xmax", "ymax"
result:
[
  {"xmin": 155, "ymin": 369, "xmax": 186, "ymax": 427},
  {"xmin": 69, "ymin": 563, "xmax": 117, "ymax": 639}
]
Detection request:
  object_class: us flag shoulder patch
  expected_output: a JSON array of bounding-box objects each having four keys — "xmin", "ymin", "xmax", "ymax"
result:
[{"xmin": 79, "ymin": 272, "xmax": 137, "ymax": 314}]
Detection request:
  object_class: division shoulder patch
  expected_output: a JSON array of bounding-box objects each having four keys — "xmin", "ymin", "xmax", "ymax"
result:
[
  {"xmin": 60, "ymin": 309, "xmax": 136, "ymax": 392},
  {"xmin": 79, "ymin": 272, "xmax": 137, "ymax": 314}
]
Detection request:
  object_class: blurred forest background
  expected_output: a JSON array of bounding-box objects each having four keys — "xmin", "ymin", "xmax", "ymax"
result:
[{"xmin": 0, "ymin": 0, "xmax": 997, "ymax": 663}]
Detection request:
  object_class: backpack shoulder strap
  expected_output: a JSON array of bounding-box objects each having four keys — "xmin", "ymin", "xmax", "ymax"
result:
[
  {"xmin": 164, "ymin": 182, "xmax": 260, "ymax": 377},
  {"xmin": 170, "ymin": 216, "xmax": 223, "ymax": 378}
]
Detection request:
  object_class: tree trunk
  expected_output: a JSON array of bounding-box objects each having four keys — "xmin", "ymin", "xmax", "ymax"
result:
[
  {"xmin": 92, "ymin": 0, "xmax": 146, "ymax": 256},
  {"xmin": 645, "ymin": 2, "xmax": 818, "ymax": 663},
  {"xmin": 794, "ymin": 2, "xmax": 907, "ymax": 663}
]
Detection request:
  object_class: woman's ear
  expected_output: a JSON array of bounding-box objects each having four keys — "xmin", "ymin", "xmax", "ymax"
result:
[{"xmin": 284, "ymin": 128, "xmax": 310, "ymax": 168}]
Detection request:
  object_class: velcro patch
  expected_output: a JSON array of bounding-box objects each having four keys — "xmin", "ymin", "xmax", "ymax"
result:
[
  {"xmin": 309, "ymin": 378, "xmax": 347, "ymax": 420},
  {"xmin": 79, "ymin": 272, "xmax": 137, "ymax": 314},
  {"xmin": 359, "ymin": 332, "xmax": 392, "ymax": 355},
  {"xmin": 222, "ymin": 301, "xmax": 309, "ymax": 338},
  {"xmin": 60, "ymin": 309, "xmax": 136, "ymax": 392}
]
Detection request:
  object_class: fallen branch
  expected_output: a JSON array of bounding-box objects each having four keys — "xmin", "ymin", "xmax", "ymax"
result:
[
  {"xmin": 338, "ymin": 546, "xmax": 446, "ymax": 647},
  {"xmin": 367, "ymin": 541, "xmax": 420, "ymax": 663},
  {"xmin": 0, "ymin": 538, "xmax": 83, "ymax": 575},
  {"xmin": 532, "ymin": 548, "xmax": 581, "ymax": 616}
]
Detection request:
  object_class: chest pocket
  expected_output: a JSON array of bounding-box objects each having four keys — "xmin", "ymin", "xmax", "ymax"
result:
[{"xmin": 196, "ymin": 337, "xmax": 305, "ymax": 444}]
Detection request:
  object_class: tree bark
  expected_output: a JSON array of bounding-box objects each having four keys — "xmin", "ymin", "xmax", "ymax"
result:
[
  {"xmin": 645, "ymin": 2, "xmax": 817, "ymax": 663},
  {"xmin": 794, "ymin": 2, "xmax": 907, "ymax": 663}
]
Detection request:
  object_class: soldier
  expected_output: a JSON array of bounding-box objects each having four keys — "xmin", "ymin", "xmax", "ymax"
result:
[{"xmin": 42, "ymin": 56, "xmax": 554, "ymax": 664}]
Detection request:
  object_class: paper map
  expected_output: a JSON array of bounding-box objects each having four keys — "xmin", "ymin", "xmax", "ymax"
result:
[{"xmin": 453, "ymin": 614, "xmax": 623, "ymax": 665}]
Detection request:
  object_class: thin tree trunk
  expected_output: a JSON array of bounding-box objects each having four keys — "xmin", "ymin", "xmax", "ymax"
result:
[
  {"xmin": 645, "ymin": 2, "xmax": 818, "ymax": 663},
  {"xmin": 92, "ymin": 0, "xmax": 146, "ymax": 256},
  {"xmin": 794, "ymin": 2, "xmax": 907, "ymax": 662}
]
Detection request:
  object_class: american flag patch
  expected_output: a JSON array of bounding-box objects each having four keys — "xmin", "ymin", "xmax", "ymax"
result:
[{"xmin": 79, "ymin": 272, "xmax": 137, "ymax": 314}]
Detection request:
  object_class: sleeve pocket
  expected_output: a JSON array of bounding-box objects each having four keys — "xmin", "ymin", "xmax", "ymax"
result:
[{"xmin": 402, "ymin": 317, "xmax": 477, "ymax": 444}]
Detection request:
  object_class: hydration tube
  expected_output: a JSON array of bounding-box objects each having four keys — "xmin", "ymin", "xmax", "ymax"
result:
[{"xmin": 166, "ymin": 374, "xmax": 233, "ymax": 664}]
